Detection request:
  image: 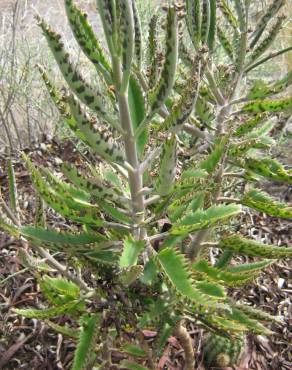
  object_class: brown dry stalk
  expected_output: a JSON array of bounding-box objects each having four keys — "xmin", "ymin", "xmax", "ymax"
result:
[{"xmin": 174, "ymin": 321, "xmax": 195, "ymax": 370}]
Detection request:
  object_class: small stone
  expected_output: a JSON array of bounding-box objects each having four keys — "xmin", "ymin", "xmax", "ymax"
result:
[
  {"xmin": 39, "ymin": 143, "xmax": 47, "ymax": 152},
  {"xmin": 54, "ymin": 157, "xmax": 63, "ymax": 165}
]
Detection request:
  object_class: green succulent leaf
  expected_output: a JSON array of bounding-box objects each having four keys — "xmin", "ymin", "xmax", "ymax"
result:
[
  {"xmin": 250, "ymin": 0, "xmax": 285, "ymax": 49},
  {"xmin": 244, "ymin": 157, "xmax": 292, "ymax": 183},
  {"xmin": 37, "ymin": 18, "xmax": 115, "ymax": 126},
  {"xmin": 157, "ymin": 248, "xmax": 210, "ymax": 305},
  {"xmin": 217, "ymin": 25, "xmax": 234, "ymax": 60},
  {"xmin": 67, "ymin": 94, "xmax": 126, "ymax": 165},
  {"xmin": 72, "ymin": 314, "xmax": 100, "ymax": 370},
  {"xmin": 147, "ymin": 15, "xmax": 159, "ymax": 89},
  {"xmin": 119, "ymin": 265, "xmax": 144, "ymax": 286},
  {"xmin": 186, "ymin": 0, "xmax": 201, "ymax": 48},
  {"xmin": 201, "ymin": 0, "xmax": 211, "ymax": 44},
  {"xmin": 119, "ymin": 237, "xmax": 145, "ymax": 268},
  {"xmin": 171, "ymin": 204, "xmax": 241, "ymax": 235},
  {"xmin": 226, "ymin": 259, "xmax": 275, "ymax": 274},
  {"xmin": 226, "ymin": 307, "xmax": 272, "ymax": 335},
  {"xmin": 234, "ymin": 303, "xmax": 281, "ymax": 323},
  {"xmin": 249, "ymin": 16, "xmax": 286, "ymax": 62},
  {"xmin": 21, "ymin": 226, "xmax": 106, "ymax": 246},
  {"xmin": 161, "ymin": 52, "xmax": 205, "ymax": 133},
  {"xmin": 118, "ymin": 0, "xmax": 135, "ymax": 91},
  {"xmin": 200, "ymin": 137, "xmax": 226, "ymax": 174},
  {"xmin": 61, "ymin": 162, "xmax": 121, "ymax": 201},
  {"xmin": 148, "ymin": 6, "xmax": 178, "ymax": 116},
  {"xmin": 192, "ymin": 260, "xmax": 253, "ymax": 286},
  {"xmin": 131, "ymin": 0, "xmax": 142, "ymax": 70},
  {"xmin": 122, "ymin": 343, "xmax": 147, "ymax": 358},
  {"xmin": 207, "ymin": 0, "xmax": 216, "ymax": 51},
  {"xmin": 156, "ymin": 135, "xmax": 177, "ymax": 196},
  {"xmin": 45, "ymin": 320, "xmax": 79, "ymax": 339},
  {"xmin": 241, "ymin": 97, "xmax": 292, "ymax": 114},
  {"xmin": 24, "ymin": 155, "xmax": 105, "ymax": 227},
  {"xmin": 242, "ymin": 189, "xmax": 292, "ymax": 219},
  {"xmin": 65, "ymin": 0, "xmax": 112, "ymax": 83},
  {"xmin": 128, "ymin": 76, "xmax": 147, "ymax": 157},
  {"xmin": 218, "ymin": 0, "xmax": 238, "ymax": 32},
  {"xmin": 13, "ymin": 301, "xmax": 82, "ymax": 319},
  {"xmin": 219, "ymin": 234, "xmax": 292, "ymax": 258}
]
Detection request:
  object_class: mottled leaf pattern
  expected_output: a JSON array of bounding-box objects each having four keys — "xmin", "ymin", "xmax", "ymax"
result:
[
  {"xmin": 156, "ymin": 135, "xmax": 177, "ymax": 196},
  {"xmin": 149, "ymin": 7, "xmax": 178, "ymax": 116},
  {"xmin": 65, "ymin": 0, "xmax": 111, "ymax": 83},
  {"xmin": 220, "ymin": 234, "xmax": 292, "ymax": 258}
]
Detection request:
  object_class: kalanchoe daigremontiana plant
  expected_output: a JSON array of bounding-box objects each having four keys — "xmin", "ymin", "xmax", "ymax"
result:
[{"xmin": 1, "ymin": 0, "xmax": 292, "ymax": 369}]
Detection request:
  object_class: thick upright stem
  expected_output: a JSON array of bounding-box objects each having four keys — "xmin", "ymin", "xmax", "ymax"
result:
[{"xmin": 112, "ymin": 56, "xmax": 145, "ymax": 238}]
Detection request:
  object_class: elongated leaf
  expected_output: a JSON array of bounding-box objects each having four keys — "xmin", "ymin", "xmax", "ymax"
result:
[
  {"xmin": 65, "ymin": 0, "xmax": 111, "ymax": 83},
  {"xmin": 246, "ymin": 72, "xmax": 292, "ymax": 100},
  {"xmin": 235, "ymin": 114, "xmax": 267, "ymax": 136},
  {"xmin": 219, "ymin": 234, "xmax": 292, "ymax": 258},
  {"xmin": 128, "ymin": 76, "xmax": 147, "ymax": 157},
  {"xmin": 98, "ymin": 199, "xmax": 132, "ymax": 224},
  {"xmin": 67, "ymin": 94, "xmax": 126, "ymax": 165},
  {"xmin": 207, "ymin": 0, "xmax": 216, "ymax": 51},
  {"xmin": 250, "ymin": 0, "xmax": 285, "ymax": 49},
  {"xmin": 40, "ymin": 167, "xmax": 90, "ymax": 203},
  {"xmin": 226, "ymin": 259, "xmax": 275, "ymax": 274},
  {"xmin": 244, "ymin": 157, "xmax": 292, "ymax": 183},
  {"xmin": 20, "ymin": 226, "xmax": 105, "ymax": 245},
  {"xmin": 122, "ymin": 343, "xmax": 146, "ymax": 357},
  {"xmin": 147, "ymin": 15, "xmax": 159, "ymax": 89},
  {"xmin": 39, "ymin": 275, "xmax": 82, "ymax": 307},
  {"xmin": 36, "ymin": 64, "xmax": 86, "ymax": 138},
  {"xmin": 226, "ymin": 307, "xmax": 272, "ymax": 335},
  {"xmin": 118, "ymin": 0, "xmax": 134, "ymax": 90},
  {"xmin": 45, "ymin": 320, "xmax": 79, "ymax": 338},
  {"xmin": 13, "ymin": 301, "xmax": 81, "ymax": 319},
  {"xmin": 37, "ymin": 18, "xmax": 115, "ymax": 126},
  {"xmin": 72, "ymin": 314, "xmax": 100, "ymax": 370},
  {"xmin": 201, "ymin": 0, "xmax": 210, "ymax": 43},
  {"xmin": 97, "ymin": 0, "xmax": 116, "ymax": 55},
  {"xmin": 42, "ymin": 275, "xmax": 79, "ymax": 298},
  {"xmin": 157, "ymin": 248, "xmax": 210, "ymax": 305},
  {"xmin": 234, "ymin": 303, "xmax": 280, "ymax": 322},
  {"xmin": 156, "ymin": 135, "xmax": 177, "ymax": 196},
  {"xmin": 195, "ymin": 281, "xmax": 225, "ymax": 298},
  {"xmin": 24, "ymin": 156, "xmax": 104, "ymax": 227},
  {"xmin": 119, "ymin": 265, "xmax": 144, "ymax": 286},
  {"xmin": 250, "ymin": 16, "xmax": 286, "ymax": 62},
  {"xmin": 217, "ymin": 25, "xmax": 234, "ymax": 60},
  {"xmin": 171, "ymin": 204, "xmax": 241, "ymax": 235},
  {"xmin": 131, "ymin": 0, "xmax": 142, "ymax": 70},
  {"xmin": 218, "ymin": 0, "xmax": 238, "ymax": 32},
  {"xmin": 161, "ymin": 52, "xmax": 205, "ymax": 132},
  {"xmin": 0, "ymin": 212, "xmax": 19, "ymax": 237},
  {"xmin": 186, "ymin": 0, "xmax": 201, "ymax": 48},
  {"xmin": 149, "ymin": 6, "xmax": 178, "ymax": 116},
  {"xmin": 200, "ymin": 138, "xmax": 226, "ymax": 173},
  {"xmin": 61, "ymin": 162, "xmax": 120, "ymax": 201},
  {"xmin": 242, "ymin": 189, "xmax": 292, "ymax": 219},
  {"xmin": 241, "ymin": 97, "xmax": 292, "ymax": 114},
  {"xmin": 119, "ymin": 237, "xmax": 145, "ymax": 268},
  {"xmin": 192, "ymin": 260, "xmax": 253, "ymax": 286}
]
